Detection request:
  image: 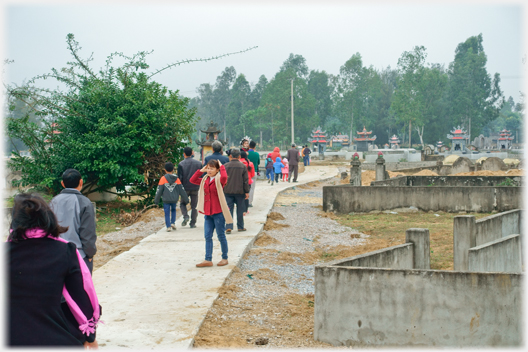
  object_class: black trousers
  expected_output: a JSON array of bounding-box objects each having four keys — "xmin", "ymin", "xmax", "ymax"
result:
[
  {"xmin": 289, "ymin": 165, "xmax": 299, "ymax": 181},
  {"xmin": 180, "ymin": 190, "xmax": 198, "ymax": 226},
  {"xmin": 225, "ymin": 194, "xmax": 245, "ymax": 230}
]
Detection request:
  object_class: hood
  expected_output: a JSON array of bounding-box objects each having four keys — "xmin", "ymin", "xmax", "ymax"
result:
[
  {"xmin": 283, "ymin": 158, "xmax": 288, "ymax": 162},
  {"xmin": 275, "ymin": 157, "xmax": 282, "ymax": 162},
  {"xmin": 267, "ymin": 153, "xmax": 272, "ymax": 158},
  {"xmin": 273, "ymin": 147, "xmax": 280, "ymax": 152},
  {"xmin": 165, "ymin": 173, "xmax": 178, "ymax": 184}
]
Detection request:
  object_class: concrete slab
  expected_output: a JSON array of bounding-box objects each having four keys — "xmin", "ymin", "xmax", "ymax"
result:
[{"xmin": 93, "ymin": 164, "xmax": 338, "ymax": 349}]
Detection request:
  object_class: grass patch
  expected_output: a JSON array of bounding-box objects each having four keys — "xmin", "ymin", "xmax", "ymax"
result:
[
  {"xmin": 95, "ymin": 199, "xmax": 140, "ymax": 237},
  {"xmin": 333, "ymin": 212, "xmax": 492, "ymax": 270}
]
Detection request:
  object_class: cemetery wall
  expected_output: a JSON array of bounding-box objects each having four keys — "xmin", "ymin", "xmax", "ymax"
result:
[
  {"xmin": 468, "ymin": 234, "xmax": 522, "ymax": 273},
  {"xmin": 370, "ymin": 176, "xmax": 523, "ymax": 187},
  {"xmin": 314, "ymin": 266, "xmax": 522, "ymax": 347},
  {"xmin": 322, "ymin": 186, "xmax": 522, "ymax": 213}
]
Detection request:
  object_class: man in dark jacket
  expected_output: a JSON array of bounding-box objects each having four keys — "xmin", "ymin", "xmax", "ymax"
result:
[
  {"xmin": 223, "ymin": 148, "xmax": 249, "ymax": 233},
  {"xmin": 286, "ymin": 143, "xmax": 300, "ymax": 182},
  {"xmin": 50, "ymin": 169, "xmax": 97, "ymax": 274},
  {"xmin": 154, "ymin": 162, "xmax": 189, "ymax": 232},
  {"xmin": 177, "ymin": 147, "xmax": 202, "ymax": 228},
  {"xmin": 204, "ymin": 141, "xmax": 230, "ymax": 166},
  {"xmin": 303, "ymin": 145, "xmax": 311, "ymax": 166}
]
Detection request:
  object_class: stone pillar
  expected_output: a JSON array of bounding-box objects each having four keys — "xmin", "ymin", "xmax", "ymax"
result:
[
  {"xmin": 453, "ymin": 215, "xmax": 476, "ymax": 271},
  {"xmin": 350, "ymin": 160, "xmax": 362, "ymax": 186},
  {"xmin": 405, "ymin": 228, "xmax": 430, "ymax": 269},
  {"xmin": 375, "ymin": 157, "xmax": 386, "ymax": 182}
]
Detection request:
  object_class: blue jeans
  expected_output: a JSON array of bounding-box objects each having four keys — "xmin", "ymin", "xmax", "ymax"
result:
[
  {"xmin": 266, "ymin": 168, "xmax": 274, "ymax": 180},
  {"xmin": 163, "ymin": 203, "xmax": 176, "ymax": 228},
  {"xmin": 303, "ymin": 156, "xmax": 310, "ymax": 166},
  {"xmin": 204, "ymin": 212, "xmax": 228, "ymax": 261}
]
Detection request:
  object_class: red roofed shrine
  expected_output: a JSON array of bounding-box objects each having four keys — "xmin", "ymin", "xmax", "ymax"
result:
[
  {"xmin": 354, "ymin": 127, "xmax": 376, "ymax": 152},
  {"xmin": 497, "ymin": 129, "xmax": 514, "ymax": 150}
]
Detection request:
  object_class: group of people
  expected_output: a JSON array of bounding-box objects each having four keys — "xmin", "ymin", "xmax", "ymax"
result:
[
  {"xmin": 8, "ymin": 169, "xmax": 101, "ymax": 347},
  {"xmin": 156, "ymin": 139, "xmax": 310, "ymax": 268},
  {"xmin": 6, "ymin": 138, "xmax": 311, "ymax": 347}
]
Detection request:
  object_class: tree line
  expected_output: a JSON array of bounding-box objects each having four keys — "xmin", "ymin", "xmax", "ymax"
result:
[{"xmin": 189, "ymin": 34, "xmax": 523, "ymax": 150}]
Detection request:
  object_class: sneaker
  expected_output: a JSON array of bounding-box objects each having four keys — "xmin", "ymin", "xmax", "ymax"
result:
[
  {"xmin": 181, "ymin": 218, "xmax": 189, "ymax": 226},
  {"xmin": 293, "ymin": 180, "xmax": 298, "ymax": 183},
  {"xmin": 271, "ymin": 181, "xmax": 274, "ymax": 185},
  {"xmin": 166, "ymin": 227, "xmax": 172, "ymax": 232},
  {"xmin": 226, "ymin": 229, "xmax": 232, "ymax": 234},
  {"xmin": 248, "ymin": 204, "xmax": 253, "ymax": 207},
  {"xmin": 190, "ymin": 224, "xmax": 197, "ymax": 229},
  {"xmin": 268, "ymin": 179, "xmax": 270, "ymax": 183},
  {"xmin": 238, "ymin": 228, "xmax": 247, "ymax": 232},
  {"xmin": 171, "ymin": 223, "xmax": 177, "ymax": 230}
]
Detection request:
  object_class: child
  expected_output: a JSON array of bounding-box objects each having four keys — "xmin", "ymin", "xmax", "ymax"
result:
[
  {"xmin": 190, "ymin": 160, "xmax": 233, "ymax": 267},
  {"xmin": 273, "ymin": 157, "xmax": 284, "ymax": 184},
  {"xmin": 282, "ymin": 157, "xmax": 289, "ymax": 182},
  {"xmin": 154, "ymin": 162, "xmax": 189, "ymax": 232},
  {"xmin": 265, "ymin": 153, "xmax": 274, "ymax": 185}
]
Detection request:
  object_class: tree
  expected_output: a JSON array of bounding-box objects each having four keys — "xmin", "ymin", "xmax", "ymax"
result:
[
  {"xmin": 447, "ymin": 34, "xmax": 503, "ymax": 141},
  {"xmin": 391, "ymin": 46, "xmax": 427, "ymax": 148},
  {"xmin": 307, "ymin": 70, "xmax": 333, "ymax": 129},
  {"xmin": 6, "ymin": 34, "xmax": 256, "ymax": 199}
]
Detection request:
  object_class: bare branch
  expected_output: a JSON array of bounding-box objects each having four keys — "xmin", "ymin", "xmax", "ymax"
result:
[{"xmin": 147, "ymin": 46, "xmax": 258, "ymax": 79}]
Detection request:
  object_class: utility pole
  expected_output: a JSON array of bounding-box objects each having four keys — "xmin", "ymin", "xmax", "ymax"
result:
[{"xmin": 290, "ymin": 79, "xmax": 294, "ymax": 145}]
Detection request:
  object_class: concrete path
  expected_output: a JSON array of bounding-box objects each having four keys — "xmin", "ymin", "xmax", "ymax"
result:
[{"xmin": 93, "ymin": 164, "xmax": 338, "ymax": 349}]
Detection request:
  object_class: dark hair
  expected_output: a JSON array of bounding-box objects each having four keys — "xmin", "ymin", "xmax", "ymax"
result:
[
  {"xmin": 240, "ymin": 139, "xmax": 248, "ymax": 146},
  {"xmin": 249, "ymin": 140, "xmax": 256, "ymax": 148},
  {"xmin": 206, "ymin": 159, "xmax": 221, "ymax": 170},
  {"xmin": 62, "ymin": 169, "xmax": 82, "ymax": 188},
  {"xmin": 183, "ymin": 147, "xmax": 193, "ymax": 157},
  {"xmin": 165, "ymin": 162, "xmax": 174, "ymax": 172},
  {"xmin": 9, "ymin": 193, "xmax": 68, "ymax": 242},
  {"xmin": 212, "ymin": 141, "xmax": 223, "ymax": 153},
  {"xmin": 240, "ymin": 150, "xmax": 253, "ymax": 172},
  {"xmin": 230, "ymin": 148, "xmax": 240, "ymax": 159}
]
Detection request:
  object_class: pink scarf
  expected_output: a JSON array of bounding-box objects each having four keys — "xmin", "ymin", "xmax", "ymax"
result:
[{"xmin": 8, "ymin": 228, "xmax": 102, "ymax": 336}]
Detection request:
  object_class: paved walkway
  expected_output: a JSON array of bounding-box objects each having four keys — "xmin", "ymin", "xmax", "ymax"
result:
[{"xmin": 93, "ymin": 164, "xmax": 338, "ymax": 349}]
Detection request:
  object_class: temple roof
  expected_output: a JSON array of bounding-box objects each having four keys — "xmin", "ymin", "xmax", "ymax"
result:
[{"xmin": 200, "ymin": 121, "xmax": 223, "ymax": 134}]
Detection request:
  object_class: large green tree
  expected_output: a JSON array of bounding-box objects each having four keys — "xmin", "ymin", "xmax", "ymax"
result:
[
  {"xmin": 447, "ymin": 34, "xmax": 503, "ymax": 141},
  {"xmin": 6, "ymin": 34, "xmax": 199, "ymax": 199}
]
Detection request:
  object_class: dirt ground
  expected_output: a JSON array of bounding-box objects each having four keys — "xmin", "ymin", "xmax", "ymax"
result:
[{"xmin": 94, "ymin": 207, "xmax": 166, "ymax": 270}]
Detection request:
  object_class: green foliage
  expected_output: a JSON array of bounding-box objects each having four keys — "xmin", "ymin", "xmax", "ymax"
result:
[
  {"xmin": 497, "ymin": 178, "xmax": 515, "ymax": 187},
  {"xmin": 7, "ymin": 34, "xmax": 198, "ymax": 200}
]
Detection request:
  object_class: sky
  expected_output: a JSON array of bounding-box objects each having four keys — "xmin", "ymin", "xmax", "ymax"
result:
[{"xmin": 3, "ymin": 1, "xmax": 526, "ymax": 103}]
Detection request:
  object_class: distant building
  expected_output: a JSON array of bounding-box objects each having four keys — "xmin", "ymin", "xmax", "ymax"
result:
[
  {"xmin": 497, "ymin": 129, "xmax": 514, "ymax": 150},
  {"xmin": 447, "ymin": 126, "xmax": 469, "ymax": 152},
  {"xmin": 354, "ymin": 127, "xmax": 376, "ymax": 152}
]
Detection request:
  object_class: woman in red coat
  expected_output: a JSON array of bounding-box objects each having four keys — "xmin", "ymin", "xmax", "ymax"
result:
[{"xmin": 190, "ymin": 159, "xmax": 233, "ymax": 267}]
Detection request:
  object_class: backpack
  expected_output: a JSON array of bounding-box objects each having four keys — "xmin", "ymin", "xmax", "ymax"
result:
[{"xmin": 265, "ymin": 157, "xmax": 273, "ymax": 169}]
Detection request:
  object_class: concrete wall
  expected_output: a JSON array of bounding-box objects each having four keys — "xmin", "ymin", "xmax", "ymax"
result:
[
  {"xmin": 314, "ymin": 266, "xmax": 522, "ymax": 347},
  {"xmin": 323, "ymin": 186, "xmax": 522, "ymax": 213},
  {"xmin": 329, "ymin": 243, "xmax": 414, "ymax": 269},
  {"xmin": 453, "ymin": 210, "xmax": 522, "ymax": 271},
  {"xmin": 475, "ymin": 209, "xmax": 521, "ymax": 246},
  {"xmin": 468, "ymin": 234, "xmax": 522, "ymax": 273},
  {"xmin": 370, "ymin": 176, "xmax": 523, "ymax": 187},
  {"xmin": 364, "ymin": 149, "xmax": 421, "ymax": 163}
]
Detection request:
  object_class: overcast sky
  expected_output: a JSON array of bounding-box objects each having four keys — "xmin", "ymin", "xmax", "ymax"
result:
[{"xmin": 4, "ymin": 1, "xmax": 526, "ymax": 103}]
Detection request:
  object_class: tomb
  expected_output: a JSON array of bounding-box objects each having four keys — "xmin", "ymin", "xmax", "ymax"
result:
[{"xmin": 354, "ymin": 127, "xmax": 376, "ymax": 152}]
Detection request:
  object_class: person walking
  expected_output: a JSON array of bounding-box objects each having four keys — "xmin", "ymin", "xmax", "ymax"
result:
[
  {"xmin": 223, "ymin": 148, "xmax": 249, "ymax": 233},
  {"xmin": 8, "ymin": 193, "xmax": 101, "ymax": 347},
  {"xmin": 303, "ymin": 145, "xmax": 312, "ymax": 166},
  {"xmin": 240, "ymin": 149, "xmax": 255, "ymax": 214},
  {"xmin": 49, "ymin": 169, "xmax": 97, "ymax": 274},
  {"xmin": 282, "ymin": 157, "xmax": 289, "ymax": 182},
  {"xmin": 247, "ymin": 140, "xmax": 260, "ymax": 207},
  {"xmin": 154, "ymin": 162, "xmax": 189, "ymax": 232},
  {"xmin": 177, "ymin": 147, "xmax": 202, "ymax": 228},
  {"xmin": 265, "ymin": 153, "xmax": 275, "ymax": 185},
  {"xmin": 189, "ymin": 160, "xmax": 233, "ymax": 267},
  {"xmin": 273, "ymin": 157, "xmax": 285, "ymax": 183},
  {"xmin": 286, "ymin": 143, "xmax": 300, "ymax": 182},
  {"xmin": 204, "ymin": 141, "xmax": 230, "ymax": 166}
]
